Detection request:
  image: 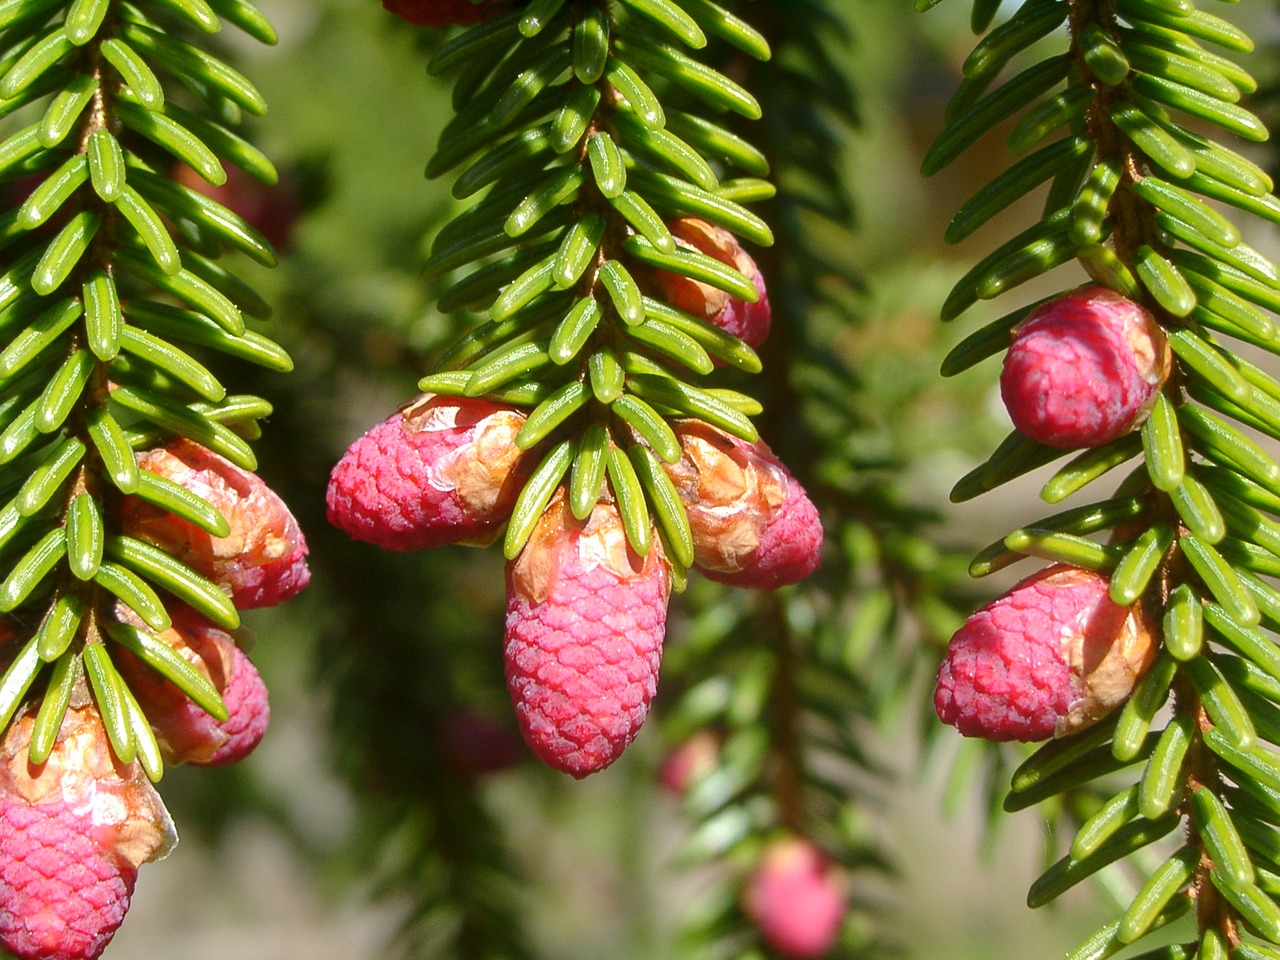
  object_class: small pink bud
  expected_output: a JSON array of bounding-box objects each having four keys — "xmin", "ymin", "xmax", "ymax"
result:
[
  {"xmin": 122, "ymin": 439, "xmax": 309, "ymax": 609},
  {"xmin": 0, "ymin": 706, "xmax": 176, "ymax": 960},
  {"xmin": 744, "ymin": 838, "xmax": 846, "ymax": 960},
  {"xmin": 651, "ymin": 218, "xmax": 771, "ymax": 352},
  {"xmin": 382, "ymin": 0, "xmax": 509, "ymax": 26},
  {"xmin": 327, "ymin": 394, "xmax": 528, "ymax": 551},
  {"xmin": 504, "ymin": 495, "xmax": 671, "ymax": 778},
  {"xmin": 658, "ymin": 731, "xmax": 719, "ymax": 796},
  {"xmin": 115, "ymin": 606, "xmax": 268, "ymax": 766},
  {"xmin": 1001, "ymin": 286, "xmax": 1171, "ymax": 449},
  {"xmin": 934, "ymin": 565, "xmax": 1156, "ymax": 742},
  {"xmin": 664, "ymin": 421, "xmax": 822, "ymax": 589}
]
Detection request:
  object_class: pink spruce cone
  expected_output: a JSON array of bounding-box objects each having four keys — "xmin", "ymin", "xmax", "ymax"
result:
[
  {"xmin": 744, "ymin": 838, "xmax": 847, "ymax": 960},
  {"xmin": 1001, "ymin": 286, "xmax": 1171, "ymax": 449},
  {"xmin": 504, "ymin": 495, "xmax": 671, "ymax": 778},
  {"xmin": 382, "ymin": 0, "xmax": 509, "ymax": 26},
  {"xmin": 122, "ymin": 439, "xmax": 309, "ymax": 609},
  {"xmin": 934, "ymin": 565, "xmax": 1156, "ymax": 742},
  {"xmin": 327, "ymin": 394, "xmax": 528, "ymax": 551},
  {"xmin": 663, "ymin": 421, "xmax": 822, "ymax": 589},
  {"xmin": 115, "ymin": 606, "xmax": 268, "ymax": 766},
  {"xmin": 0, "ymin": 705, "xmax": 176, "ymax": 960},
  {"xmin": 652, "ymin": 217, "xmax": 771, "ymax": 352}
]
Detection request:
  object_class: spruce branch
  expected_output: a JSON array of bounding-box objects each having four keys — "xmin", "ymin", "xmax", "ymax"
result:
[{"xmin": 921, "ymin": 0, "xmax": 1280, "ymax": 956}]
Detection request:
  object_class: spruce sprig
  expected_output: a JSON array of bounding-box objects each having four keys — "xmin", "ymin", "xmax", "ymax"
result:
[
  {"xmin": 420, "ymin": 0, "xmax": 774, "ymax": 580},
  {"xmin": 921, "ymin": 0, "xmax": 1280, "ymax": 956},
  {"xmin": 0, "ymin": 0, "xmax": 287, "ymax": 775}
]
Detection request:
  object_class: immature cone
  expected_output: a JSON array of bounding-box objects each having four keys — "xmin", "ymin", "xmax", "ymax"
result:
[
  {"xmin": 651, "ymin": 218, "xmax": 771, "ymax": 351},
  {"xmin": 382, "ymin": 0, "xmax": 509, "ymax": 26},
  {"xmin": 328, "ymin": 394, "xmax": 528, "ymax": 551},
  {"xmin": 658, "ymin": 731, "xmax": 719, "ymax": 796},
  {"xmin": 934, "ymin": 565, "xmax": 1156, "ymax": 742},
  {"xmin": 744, "ymin": 838, "xmax": 846, "ymax": 960},
  {"xmin": 115, "ymin": 606, "xmax": 269, "ymax": 766},
  {"xmin": 122, "ymin": 439, "xmax": 309, "ymax": 609},
  {"xmin": 0, "ymin": 706, "xmax": 176, "ymax": 960},
  {"xmin": 663, "ymin": 421, "xmax": 822, "ymax": 589},
  {"xmin": 1001, "ymin": 286, "xmax": 1171, "ymax": 449},
  {"xmin": 504, "ymin": 495, "xmax": 671, "ymax": 778}
]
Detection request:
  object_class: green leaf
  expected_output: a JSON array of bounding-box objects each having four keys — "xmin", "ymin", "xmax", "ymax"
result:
[
  {"xmin": 1071, "ymin": 785, "xmax": 1141, "ymax": 861},
  {"xmin": 29, "ymin": 650, "xmax": 76, "ymax": 765},
  {"xmin": 83, "ymin": 270, "xmax": 122, "ymax": 361},
  {"xmin": 110, "ymin": 385, "xmax": 256, "ymax": 469},
  {"xmin": 519, "ymin": 0, "xmax": 568, "ymax": 37},
  {"xmin": 515, "ymin": 380, "xmax": 588, "ymax": 449},
  {"xmin": 612, "ymin": 394, "xmax": 681, "ymax": 464},
  {"xmin": 34, "ymin": 350, "xmax": 93, "ymax": 436},
  {"xmin": 569, "ymin": 424, "xmax": 609, "ymax": 521},
  {"xmin": 18, "ymin": 154, "xmax": 88, "ymax": 229},
  {"xmin": 1003, "ymin": 528, "xmax": 1121, "ymax": 572},
  {"xmin": 941, "ymin": 209, "xmax": 1070, "ymax": 320},
  {"xmin": 116, "ymin": 250, "xmax": 244, "ymax": 334},
  {"xmin": 1109, "ymin": 101, "xmax": 1194, "ymax": 178},
  {"xmin": 107, "ymin": 619, "xmax": 225, "ymax": 719},
  {"xmin": 1114, "ymin": 651, "xmax": 1177, "ymax": 760},
  {"xmin": 627, "ymin": 374, "xmax": 756, "ymax": 442},
  {"xmin": 121, "ymin": 22, "xmax": 266, "ymax": 115},
  {"xmin": 1080, "ymin": 21, "xmax": 1131, "ymax": 86},
  {"xmin": 599, "ymin": 259, "xmax": 645, "ymax": 325},
  {"xmin": 1169, "ymin": 328, "xmax": 1249, "ymax": 402},
  {"xmin": 588, "ymin": 347, "xmax": 623, "ymax": 404},
  {"xmin": 587, "ymin": 131, "xmax": 626, "ymax": 198},
  {"xmin": 1010, "ymin": 716, "xmax": 1127, "ymax": 794},
  {"xmin": 1142, "ymin": 393, "xmax": 1184, "ymax": 492},
  {"xmin": 626, "ymin": 170, "xmax": 772, "ymax": 247},
  {"xmin": 1187, "ymin": 655, "xmax": 1255, "ymax": 751},
  {"xmin": 1163, "ymin": 583, "xmax": 1202, "ymax": 661},
  {"xmin": 0, "ymin": 296, "xmax": 82, "ymax": 378},
  {"xmin": 503, "ymin": 439, "xmax": 573, "ymax": 559},
  {"xmin": 32, "ymin": 210, "xmax": 99, "ymax": 296},
  {"xmin": 923, "ymin": 56, "xmax": 1072, "ymax": 176},
  {"xmin": 1109, "ymin": 524, "xmax": 1174, "ymax": 605},
  {"xmin": 641, "ymin": 297, "xmax": 760, "ymax": 373},
  {"xmin": 615, "ymin": 35, "xmax": 757, "ymax": 119},
  {"xmin": 506, "ymin": 166, "xmax": 585, "ymax": 239},
  {"xmin": 675, "ymin": 0, "xmax": 768, "ymax": 60},
  {"xmin": 0, "ymin": 636, "xmax": 39, "ymax": 735},
  {"xmin": 1181, "ymin": 404, "xmax": 1280, "ymax": 493},
  {"xmin": 116, "ymin": 99, "xmax": 226, "ymax": 186},
  {"xmin": 1041, "ymin": 434, "xmax": 1143, "ymax": 503},
  {"xmin": 665, "ymin": 110, "xmax": 768, "ymax": 176},
  {"xmin": 1192, "ymin": 783, "xmax": 1255, "ymax": 889},
  {"xmin": 550, "ymin": 297, "xmax": 602, "ymax": 364},
  {"xmin": 624, "ymin": 235, "xmax": 758, "ymax": 302},
  {"xmin": 133, "ymin": 470, "xmax": 230, "ymax": 538},
  {"xmin": 608, "ymin": 190, "xmax": 676, "ymax": 253},
  {"xmin": 108, "ymin": 534, "xmax": 239, "ymax": 629},
  {"xmin": 1007, "ymin": 84, "xmax": 1095, "ymax": 154},
  {"xmin": 0, "ymin": 28, "xmax": 71, "ymax": 100},
  {"xmin": 1068, "ymin": 158, "xmax": 1121, "ymax": 246},
  {"xmin": 946, "ymin": 137, "xmax": 1091, "ymax": 244},
  {"xmin": 1117, "ymin": 846, "xmax": 1199, "ymax": 944},
  {"xmin": 66, "ymin": 493, "xmax": 104, "ymax": 582},
  {"xmin": 115, "ymin": 187, "xmax": 182, "ymax": 275},
  {"xmin": 618, "ymin": 0, "xmax": 705, "ymax": 49},
  {"xmin": 606, "ymin": 444, "xmax": 650, "ymax": 556},
  {"xmin": 1138, "ymin": 714, "xmax": 1192, "ymax": 819},
  {"xmin": 93, "ymin": 562, "xmax": 170, "ymax": 632},
  {"xmin": 17, "ymin": 437, "xmax": 84, "ymax": 518},
  {"xmin": 1126, "ymin": 43, "xmax": 1241, "ymax": 104},
  {"xmin": 1169, "ymin": 473, "xmax": 1225, "ymax": 543},
  {"xmin": 1210, "ymin": 873, "xmax": 1280, "ymax": 942},
  {"xmin": 1183, "ymin": 532, "xmax": 1259, "ymax": 626},
  {"xmin": 552, "ymin": 215, "xmax": 605, "ymax": 290},
  {"xmin": 86, "ymin": 409, "xmax": 139, "ymax": 493},
  {"xmin": 38, "ymin": 73, "xmax": 97, "ymax": 147},
  {"xmin": 0, "ymin": 527, "xmax": 66, "ymax": 611},
  {"xmin": 1028, "ymin": 815, "xmax": 1180, "ymax": 907},
  {"xmin": 629, "ymin": 445, "xmax": 692, "ymax": 568},
  {"xmin": 963, "ymin": 0, "xmax": 1069, "ymax": 80},
  {"xmin": 572, "ymin": 6, "xmax": 609, "ymax": 84}
]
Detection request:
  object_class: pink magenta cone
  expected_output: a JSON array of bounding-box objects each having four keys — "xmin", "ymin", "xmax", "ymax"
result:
[
  {"xmin": 504, "ymin": 495, "xmax": 671, "ymax": 778},
  {"xmin": 934, "ymin": 565, "xmax": 1156, "ymax": 742},
  {"xmin": 0, "ymin": 706, "xmax": 176, "ymax": 960},
  {"xmin": 745, "ymin": 838, "xmax": 846, "ymax": 959},
  {"xmin": 651, "ymin": 218, "xmax": 771, "ymax": 352},
  {"xmin": 1001, "ymin": 286, "xmax": 1171, "ymax": 449},
  {"xmin": 122, "ymin": 439, "xmax": 309, "ymax": 609},
  {"xmin": 115, "ymin": 606, "xmax": 268, "ymax": 766},
  {"xmin": 327, "ymin": 394, "xmax": 528, "ymax": 551},
  {"xmin": 664, "ymin": 421, "xmax": 822, "ymax": 589},
  {"xmin": 382, "ymin": 0, "xmax": 509, "ymax": 26}
]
